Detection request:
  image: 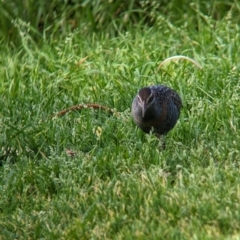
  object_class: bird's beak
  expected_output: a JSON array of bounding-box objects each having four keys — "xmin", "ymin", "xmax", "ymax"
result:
[{"xmin": 141, "ymin": 102, "xmax": 146, "ymax": 117}]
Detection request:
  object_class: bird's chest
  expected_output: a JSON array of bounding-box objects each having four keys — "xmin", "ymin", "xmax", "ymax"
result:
[
  {"xmin": 142, "ymin": 104, "xmax": 167, "ymax": 125},
  {"xmin": 141, "ymin": 112, "xmax": 164, "ymax": 127}
]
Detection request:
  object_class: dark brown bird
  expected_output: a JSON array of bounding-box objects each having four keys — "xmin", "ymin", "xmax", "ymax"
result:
[{"xmin": 131, "ymin": 85, "xmax": 182, "ymax": 138}]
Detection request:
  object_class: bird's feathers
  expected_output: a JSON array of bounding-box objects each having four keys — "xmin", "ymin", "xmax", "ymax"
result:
[{"xmin": 132, "ymin": 85, "xmax": 182, "ymax": 137}]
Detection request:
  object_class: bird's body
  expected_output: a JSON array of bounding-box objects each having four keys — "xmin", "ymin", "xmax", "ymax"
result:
[{"xmin": 131, "ymin": 85, "xmax": 182, "ymax": 137}]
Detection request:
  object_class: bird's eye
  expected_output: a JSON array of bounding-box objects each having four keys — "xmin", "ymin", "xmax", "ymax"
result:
[{"xmin": 148, "ymin": 95, "xmax": 154, "ymax": 103}]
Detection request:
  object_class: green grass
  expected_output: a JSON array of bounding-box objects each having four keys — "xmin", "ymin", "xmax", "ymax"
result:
[{"xmin": 1, "ymin": 2, "xmax": 240, "ymax": 239}]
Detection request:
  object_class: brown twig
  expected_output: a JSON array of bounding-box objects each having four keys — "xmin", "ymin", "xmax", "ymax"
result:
[{"xmin": 50, "ymin": 103, "xmax": 119, "ymax": 118}]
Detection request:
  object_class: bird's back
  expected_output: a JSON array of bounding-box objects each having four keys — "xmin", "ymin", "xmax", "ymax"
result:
[
  {"xmin": 151, "ymin": 85, "xmax": 182, "ymax": 135},
  {"xmin": 151, "ymin": 85, "xmax": 182, "ymax": 113}
]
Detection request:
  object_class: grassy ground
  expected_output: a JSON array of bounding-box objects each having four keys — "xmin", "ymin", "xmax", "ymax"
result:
[{"xmin": 1, "ymin": 3, "xmax": 240, "ymax": 240}]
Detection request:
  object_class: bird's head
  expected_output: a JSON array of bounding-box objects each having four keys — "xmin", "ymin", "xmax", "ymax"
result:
[{"xmin": 137, "ymin": 87, "xmax": 155, "ymax": 118}]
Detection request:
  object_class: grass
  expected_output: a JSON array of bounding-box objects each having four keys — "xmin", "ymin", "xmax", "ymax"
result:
[{"xmin": 1, "ymin": 2, "xmax": 240, "ymax": 239}]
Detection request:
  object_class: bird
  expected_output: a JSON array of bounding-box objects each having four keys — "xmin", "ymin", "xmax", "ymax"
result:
[{"xmin": 131, "ymin": 85, "xmax": 182, "ymax": 140}]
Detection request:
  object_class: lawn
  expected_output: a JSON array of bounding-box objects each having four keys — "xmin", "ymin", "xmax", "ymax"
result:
[{"xmin": 0, "ymin": 1, "xmax": 240, "ymax": 239}]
